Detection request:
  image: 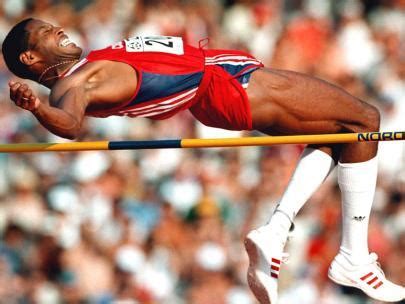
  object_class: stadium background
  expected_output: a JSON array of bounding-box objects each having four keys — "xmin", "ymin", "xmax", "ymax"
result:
[{"xmin": 0, "ymin": 0, "xmax": 404, "ymax": 303}]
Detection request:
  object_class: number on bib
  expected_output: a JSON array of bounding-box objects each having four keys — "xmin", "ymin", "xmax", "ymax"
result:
[{"xmin": 124, "ymin": 36, "xmax": 184, "ymax": 55}]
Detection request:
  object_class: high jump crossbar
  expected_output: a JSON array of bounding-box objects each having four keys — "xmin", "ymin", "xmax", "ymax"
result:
[{"xmin": 0, "ymin": 131, "xmax": 403, "ymax": 153}]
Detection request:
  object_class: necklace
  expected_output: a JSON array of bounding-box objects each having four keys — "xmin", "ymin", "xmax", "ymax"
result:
[{"xmin": 38, "ymin": 60, "xmax": 79, "ymax": 83}]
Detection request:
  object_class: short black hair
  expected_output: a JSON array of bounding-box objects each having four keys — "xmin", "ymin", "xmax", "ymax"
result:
[{"xmin": 2, "ymin": 18, "xmax": 36, "ymax": 80}]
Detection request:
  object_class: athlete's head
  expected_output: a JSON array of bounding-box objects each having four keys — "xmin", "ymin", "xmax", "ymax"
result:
[{"xmin": 2, "ymin": 18, "xmax": 82, "ymax": 81}]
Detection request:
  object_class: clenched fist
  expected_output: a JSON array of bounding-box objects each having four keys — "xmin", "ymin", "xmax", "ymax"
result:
[{"xmin": 9, "ymin": 81, "xmax": 41, "ymax": 111}]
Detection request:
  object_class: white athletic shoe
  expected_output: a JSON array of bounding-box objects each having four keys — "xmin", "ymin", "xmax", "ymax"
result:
[
  {"xmin": 328, "ymin": 252, "xmax": 405, "ymax": 302},
  {"xmin": 244, "ymin": 227, "xmax": 289, "ymax": 304}
]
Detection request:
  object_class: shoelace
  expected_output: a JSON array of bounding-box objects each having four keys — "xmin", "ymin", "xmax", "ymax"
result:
[{"xmin": 368, "ymin": 252, "xmax": 385, "ymax": 278}]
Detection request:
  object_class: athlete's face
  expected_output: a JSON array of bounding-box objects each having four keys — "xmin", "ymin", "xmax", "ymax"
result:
[{"xmin": 25, "ymin": 19, "xmax": 82, "ymax": 63}]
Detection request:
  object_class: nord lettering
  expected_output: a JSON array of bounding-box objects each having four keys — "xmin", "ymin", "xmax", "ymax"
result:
[{"xmin": 357, "ymin": 132, "xmax": 405, "ymax": 141}]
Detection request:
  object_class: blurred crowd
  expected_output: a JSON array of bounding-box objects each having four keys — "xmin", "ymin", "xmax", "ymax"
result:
[{"xmin": 0, "ymin": 0, "xmax": 404, "ymax": 303}]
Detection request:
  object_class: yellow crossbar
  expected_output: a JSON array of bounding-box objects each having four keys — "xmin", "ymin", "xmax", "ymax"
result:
[{"xmin": 0, "ymin": 131, "xmax": 403, "ymax": 153}]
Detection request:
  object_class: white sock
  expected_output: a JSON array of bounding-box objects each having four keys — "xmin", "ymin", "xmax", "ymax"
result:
[
  {"xmin": 338, "ymin": 157, "xmax": 378, "ymax": 265},
  {"xmin": 267, "ymin": 148, "xmax": 335, "ymax": 243}
]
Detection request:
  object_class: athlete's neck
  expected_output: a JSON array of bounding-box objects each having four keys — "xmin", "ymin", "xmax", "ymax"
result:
[{"xmin": 38, "ymin": 59, "xmax": 80, "ymax": 88}]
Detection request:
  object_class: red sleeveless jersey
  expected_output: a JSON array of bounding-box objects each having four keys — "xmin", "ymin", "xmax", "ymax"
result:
[{"xmin": 63, "ymin": 36, "xmax": 263, "ymax": 129}]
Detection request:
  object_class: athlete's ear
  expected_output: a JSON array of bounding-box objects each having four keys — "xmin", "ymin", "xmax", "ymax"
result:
[{"xmin": 19, "ymin": 50, "xmax": 41, "ymax": 66}]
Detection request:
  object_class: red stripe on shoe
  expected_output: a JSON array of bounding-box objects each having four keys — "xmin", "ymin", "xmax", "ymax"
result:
[
  {"xmin": 271, "ymin": 265, "xmax": 280, "ymax": 271},
  {"xmin": 374, "ymin": 281, "xmax": 383, "ymax": 289},
  {"xmin": 360, "ymin": 272, "xmax": 373, "ymax": 281},
  {"xmin": 271, "ymin": 272, "xmax": 278, "ymax": 279},
  {"xmin": 271, "ymin": 258, "xmax": 281, "ymax": 264},
  {"xmin": 367, "ymin": 276, "xmax": 378, "ymax": 285}
]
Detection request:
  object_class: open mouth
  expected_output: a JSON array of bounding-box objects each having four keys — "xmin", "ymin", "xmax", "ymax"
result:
[{"xmin": 59, "ymin": 36, "xmax": 75, "ymax": 48}]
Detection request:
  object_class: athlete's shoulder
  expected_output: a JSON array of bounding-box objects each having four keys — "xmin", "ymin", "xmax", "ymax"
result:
[
  {"xmin": 49, "ymin": 60, "xmax": 98, "ymax": 102},
  {"xmin": 49, "ymin": 73, "xmax": 82, "ymax": 104}
]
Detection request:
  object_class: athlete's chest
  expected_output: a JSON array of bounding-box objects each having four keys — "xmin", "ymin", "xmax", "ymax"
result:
[
  {"xmin": 56, "ymin": 60, "xmax": 137, "ymax": 113},
  {"xmin": 73, "ymin": 36, "xmax": 205, "ymax": 118},
  {"xmin": 85, "ymin": 36, "xmax": 205, "ymax": 75}
]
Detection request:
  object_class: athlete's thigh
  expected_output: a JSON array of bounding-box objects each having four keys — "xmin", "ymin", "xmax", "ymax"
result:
[{"xmin": 246, "ymin": 68, "xmax": 369, "ymax": 134}]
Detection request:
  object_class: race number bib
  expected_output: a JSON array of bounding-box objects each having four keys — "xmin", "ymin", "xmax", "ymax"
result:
[{"xmin": 124, "ymin": 36, "xmax": 184, "ymax": 55}]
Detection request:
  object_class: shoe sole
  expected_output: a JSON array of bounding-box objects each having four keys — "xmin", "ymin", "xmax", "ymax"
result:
[{"xmin": 245, "ymin": 235, "xmax": 272, "ymax": 304}]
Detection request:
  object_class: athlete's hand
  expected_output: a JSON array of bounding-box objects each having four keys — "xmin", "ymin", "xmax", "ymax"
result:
[{"xmin": 9, "ymin": 81, "xmax": 41, "ymax": 112}]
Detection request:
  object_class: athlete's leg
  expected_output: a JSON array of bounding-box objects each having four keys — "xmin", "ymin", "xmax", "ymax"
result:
[
  {"xmin": 247, "ymin": 68, "xmax": 379, "ymax": 159},
  {"xmin": 248, "ymin": 67, "xmax": 379, "ymax": 253},
  {"xmin": 245, "ymin": 144, "xmax": 336, "ymax": 304},
  {"xmin": 245, "ymin": 68, "xmax": 404, "ymax": 303},
  {"xmin": 268, "ymin": 144, "xmax": 338, "ymax": 235}
]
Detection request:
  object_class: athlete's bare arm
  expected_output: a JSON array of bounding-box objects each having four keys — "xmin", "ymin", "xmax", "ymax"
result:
[
  {"xmin": 8, "ymin": 60, "xmax": 138, "ymax": 139},
  {"xmin": 9, "ymin": 80, "xmax": 92, "ymax": 139}
]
